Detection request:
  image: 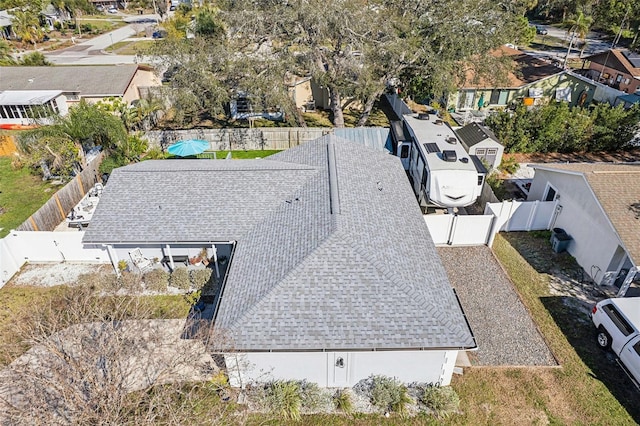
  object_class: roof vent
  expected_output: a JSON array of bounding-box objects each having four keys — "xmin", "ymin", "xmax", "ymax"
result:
[
  {"xmin": 442, "ymin": 150, "xmax": 457, "ymax": 162},
  {"xmin": 446, "ymin": 136, "xmax": 457, "ymax": 144},
  {"xmin": 417, "ymin": 113, "xmax": 430, "ymax": 120},
  {"xmin": 434, "ymin": 119, "xmax": 444, "ymax": 125},
  {"xmin": 460, "ymin": 157, "xmax": 469, "ymax": 163}
]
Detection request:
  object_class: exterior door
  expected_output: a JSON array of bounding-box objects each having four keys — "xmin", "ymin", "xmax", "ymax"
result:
[{"xmin": 328, "ymin": 352, "xmax": 349, "ymax": 387}]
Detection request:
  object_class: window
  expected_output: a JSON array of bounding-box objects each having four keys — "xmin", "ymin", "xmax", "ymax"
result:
[
  {"xmin": 616, "ymin": 74, "xmax": 623, "ymax": 83},
  {"xmin": 544, "ymin": 185, "xmax": 557, "ymax": 201},
  {"xmin": 400, "ymin": 144, "xmax": 409, "ymax": 159},
  {"xmin": 475, "ymin": 148, "xmax": 486, "ymax": 156},
  {"xmin": 477, "ymin": 175, "xmax": 484, "ymax": 186},
  {"xmin": 603, "ymin": 304, "xmax": 635, "ymax": 336},
  {"xmin": 634, "ymin": 340, "xmax": 640, "ymax": 356},
  {"xmin": 421, "ymin": 169, "xmax": 428, "ymax": 189},
  {"xmin": 487, "ymin": 148, "xmax": 498, "ymax": 156}
]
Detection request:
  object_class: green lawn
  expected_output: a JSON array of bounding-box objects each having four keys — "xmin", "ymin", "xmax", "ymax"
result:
[
  {"xmin": 452, "ymin": 233, "xmax": 638, "ymax": 425},
  {"xmin": 0, "ymin": 157, "xmax": 55, "ymax": 237},
  {"xmin": 106, "ymin": 40, "xmax": 155, "ymax": 55}
]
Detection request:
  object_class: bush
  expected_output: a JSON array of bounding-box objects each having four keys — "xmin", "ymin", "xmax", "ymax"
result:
[
  {"xmin": 486, "ymin": 172, "xmax": 507, "ymax": 200},
  {"xmin": 264, "ymin": 381, "xmax": 301, "ymax": 421},
  {"xmin": 370, "ymin": 375, "xmax": 412, "ymax": 414},
  {"xmin": 189, "ymin": 268, "xmax": 212, "ymax": 290},
  {"xmin": 169, "ymin": 267, "xmax": 190, "ymax": 290},
  {"xmin": 145, "ymin": 146, "xmax": 165, "ymax": 159},
  {"xmin": 144, "ymin": 269, "xmax": 169, "ymax": 292},
  {"xmin": 420, "ymin": 385, "xmax": 460, "ymax": 418},
  {"xmin": 498, "ymin": 155, "xmax": 520, "ymax": 175},
  {"xmin": 119, "ymin": 271, "xmax": 143, "ymax": 292},
  {"xmin": 333, "ymin": 389, "xmax": 353, "ymax": 413},
  {"xmin": 298, "ymin": 380, "xmax": 331, "ymax": 412}
]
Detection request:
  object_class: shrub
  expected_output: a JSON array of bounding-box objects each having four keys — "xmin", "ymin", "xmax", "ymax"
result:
[
  {"xmin": 370, "ymin": 375, "xmax": 412, "ymax": 414},
  {"xmin": 498, "ymin": 155, "xmax": 520, "ymax": 175},
  {"xmin": 169, "ymin": 267, "xmax": 190, "ymax": 290},
  {"xmin": 144, "ymin": 269, "xmax": 169, "ymax": 292},
  {"xmin": 264, "ymin": 381, "xmax": 301, "ymax": 421},
  {"xmin": 189, "ymin": 268, "xmax": 212, "ymax": 290},
  {"xmin": 208, "ymin": 371, "xmax": 229, "ymax": 391},
  {"xmin": 117, "ymin": 260, "xmax": 128, "ymax": 272},
  {"xmin": 420, "ymin": 385, "xmax": 460, "ymax": 418},
  {"xmin": 119, "ymin": 271, "xmax": 143, "ymax": 292},
  {"xmin": 145, "ymin": 146, "xmax": 165, "ymax": 159},
  {"xmin": 76, "ymin": 271, "xmax": 103, "ymax": 291},
  {"xmin": 333, "ymin": 389, "xmax": 353, "ymax": 413},
  {"xmin": 298, "ymin": 380, "xmax": 331, "ymax": 412},
  {"xmin": 486, "ymin": 172, "xmax": 507, "ymax": 200}
]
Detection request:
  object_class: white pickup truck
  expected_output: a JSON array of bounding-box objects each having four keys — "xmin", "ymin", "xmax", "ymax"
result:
[{"xmin": 591, "ymin": 297, "xmax": 640, "ymax": 388}]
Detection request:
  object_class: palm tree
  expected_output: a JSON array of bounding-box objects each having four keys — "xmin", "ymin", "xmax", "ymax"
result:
[
  {"xmin": 10, "ymin": 9, "xmax": 44, "ymax": 49},
  {"xmin": 0, "ymin": 39, "xmax": 16, "ymax": 65},
  {"xmin": 563, "ymin": 11, "xmax": 593, "ymax": 67}
]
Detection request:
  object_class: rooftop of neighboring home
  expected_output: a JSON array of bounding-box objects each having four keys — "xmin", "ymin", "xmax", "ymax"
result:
[
  {"xmin": 585, "ymin": 49, "xmax": 640, "ymax": 78},
  {"xmin": 0, "ymin": 64, "xmax": 156, "ymax": 97},
  {"xmin": 460, "ymin": 45, "xmax": 563, "ymax": 90},
  {"xmin": 84, "ymin": 136, "xmax": 476, "ymax": 352},
  {"xmin": 531, "ymin": 162, "xmax": 640, "ymax": 265}
]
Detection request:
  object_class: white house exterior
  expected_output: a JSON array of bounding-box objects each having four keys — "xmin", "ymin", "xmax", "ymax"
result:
[
  {"xmin": 0, "ymin": 90, "xmax": 69, "ymax": 126},
  {"xmin": 455, "ymin": 123, "xmax": 504, "ymax": 170},
  {"xmin": 528, "ymin": 163, "xmax": 640, "ymax": 286},
  {"xmin": 83, "ymin": 135, "xmax": 477, "ymax": 388}
]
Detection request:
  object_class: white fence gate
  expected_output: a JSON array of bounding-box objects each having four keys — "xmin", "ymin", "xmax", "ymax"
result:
[{"xmin": 424, "ymin": 200, "xmax": 557, "ymax": 247}]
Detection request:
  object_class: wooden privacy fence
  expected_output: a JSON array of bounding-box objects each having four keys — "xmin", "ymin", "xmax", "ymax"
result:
[
  {"xmin": 144, "ymin": 128, "xmax": 333, "ymax": 151},
  {"xmin": 16, "ymin": 153, "xmax": 104, "ymax": 232}
]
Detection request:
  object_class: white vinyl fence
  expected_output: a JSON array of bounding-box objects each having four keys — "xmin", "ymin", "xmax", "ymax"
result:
[
  {"xmin": 0, "ymin": 231, "xmax": 110, "ymax": 288},
  {"xmin": 424, "ymin": 200, "xmax": 557, "ymax": 247}
]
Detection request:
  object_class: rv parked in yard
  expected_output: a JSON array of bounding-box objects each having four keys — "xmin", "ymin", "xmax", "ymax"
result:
[
  {"xmin": 393, "ymin": 113, "xmax": 487, "ymax": 210},
  {"xmin": 591, "ymin": 297, "xmax": 640, "ymax": 388}
]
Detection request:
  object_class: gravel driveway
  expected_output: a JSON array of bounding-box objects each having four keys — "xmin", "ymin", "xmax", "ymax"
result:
[{"xmin": 438, "ymin": 246, "xmax": 557, "ymax": 366}]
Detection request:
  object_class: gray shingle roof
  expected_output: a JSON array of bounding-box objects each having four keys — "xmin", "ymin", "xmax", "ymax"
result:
[
  {"xmin": 85, "ymin": 137, "xmax": 475, "ymax": 351},
  {"xmin": 455, "ymin": 123, "xmax": 501, "ymax": 149},
  {"xmin": 0, "ymin": 65, "xmax": 141, "ymax": 96}
]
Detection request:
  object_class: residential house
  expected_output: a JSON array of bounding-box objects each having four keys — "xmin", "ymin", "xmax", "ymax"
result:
[
  {"xmin": 82, "ymin": 135, "xmax": 477, "ymax": 387},
  {"xmin": 583, "ymin": 49, "xmax": 640, "ymax": 94},
  {"xmin": 449, "ymin": 46, "xmax": 593, "ymax": 112},
  {"xmin": 528, "ymin": 163, "xmax": 640, "ymax": 287},
  {"xmin": 455, "ymin": 122, "xmax": 504, "ymax": 169},
  {"xmin": 0, "ymin": 10, "xmax": 12, "ymax": 39},
  {"xmin": 0, "ymin": 64, "xmax": 161, "ymax": 107},
  {"xmin": 0, "ymin": 90, "xmax": 69, "ymax": 127}
]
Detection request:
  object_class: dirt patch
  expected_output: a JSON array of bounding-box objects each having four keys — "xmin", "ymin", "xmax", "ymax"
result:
[{"xmin": 10, "ymin": 263, "xmax": 112, "ymax": 287}]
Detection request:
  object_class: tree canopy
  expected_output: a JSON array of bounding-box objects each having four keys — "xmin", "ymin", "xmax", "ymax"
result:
[
  {"xmin": 485, "ymin": 101, "xmax": 640, "ymax": 153},
  {"xmin": 151, "ymin": 0, "xmax": 529, "ymax": 127}
]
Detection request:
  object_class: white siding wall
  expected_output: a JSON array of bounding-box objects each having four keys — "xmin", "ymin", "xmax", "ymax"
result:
[
  {"xmin": 528, "ymin": 170, "xmax": 622, "ymax": 283},
  {"xmin": 470, "ymin": 139, "xmax": 504, "ymax": 169},
  {"xmin": 225, "ymin": 350, "xmax": 458, "ymax": 388}
]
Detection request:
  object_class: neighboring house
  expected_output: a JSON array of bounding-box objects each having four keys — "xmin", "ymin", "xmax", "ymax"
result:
[
  {"xmin": 455, "ymin": 122, "xmax": 504, "ymax": 169},
  {"xmin": 528, "ymin": 163, "xmax": 640, "ymax": 287},
  {"xmin": 286, "ymin": 74, "xmax": 316, "ymax": 111},
  {"xmin": 449, "ymin": 46, "xmax": 594, "ymax": 112},
  {"xmin": 0, "ymin": 65, "xmax": 161, "ymax": 106},
  {"xmin": 584, "ymin": 49, "xmax": 640, "ymax": 94},
  {"xmin": 83, "ymin": 135, "xmax": 476, "ymax": 388},
  {"xmin": 0, "ymin": 10, "xmax": 12, "ymax": 39},
  {"xmin": 0, "ymin": 90, "xmax": 70, "ymax": 126}
]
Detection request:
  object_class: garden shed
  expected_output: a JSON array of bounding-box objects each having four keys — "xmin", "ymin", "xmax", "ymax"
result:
[{"xmin": 455, "ymin": 122, "xmax": 504, "ymax": 169}]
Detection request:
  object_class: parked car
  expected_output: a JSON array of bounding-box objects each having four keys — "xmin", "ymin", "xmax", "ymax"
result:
[
  {"xmin": 96, "ymin": 5, "xmax": 104, "ymax": 12},
  {"xmin": 535, "ymin": 25, "xmax": 548, "ymax": 35},
  {"xmin": 591, "ymin": 297, "xmax": 640, "ymax": 388},
  {"xmin": 107, "ymin": 6, "xmax": 118, "ymax": 14}
]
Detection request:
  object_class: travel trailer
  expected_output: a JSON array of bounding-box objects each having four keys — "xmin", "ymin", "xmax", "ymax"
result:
[{"xmin": 392, "ymin": 113, "xmax": 486, "ymax": 209}]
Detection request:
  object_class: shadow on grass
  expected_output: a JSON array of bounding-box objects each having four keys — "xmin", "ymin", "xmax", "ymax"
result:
[
  {"xmin": 502, "ymin": 232, "xmax": 585, "ymax": 277},
  {"xmin": 540, "ymin": 295, "xmax": 640, "ymax": 422}
]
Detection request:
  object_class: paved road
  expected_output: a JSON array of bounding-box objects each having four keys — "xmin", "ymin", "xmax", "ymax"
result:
[
  {"xmin": 44, "ymin": 14, "xmax": 159, "ymax": 65},
  {"xmin": 526, "ymin": 23, "xmax": 612, "ymax": 62}
]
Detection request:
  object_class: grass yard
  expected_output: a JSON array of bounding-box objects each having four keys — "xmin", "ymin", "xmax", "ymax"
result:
[
  {"xmin": 106, "ymin": 40, "xmax": 155, "ymax": 55},
  {"xmin": 452, "ymin": 233, "xmax": 638, "ymax": 425},
  {"xmin": 0, "ymin": 157, "xmax": 56, "ymax": 237}
]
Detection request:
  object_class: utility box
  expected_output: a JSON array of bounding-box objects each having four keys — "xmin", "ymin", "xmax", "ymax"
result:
[{"xmin": 550, "ymin": 228, "xmax": 571, "ymax": 253}]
